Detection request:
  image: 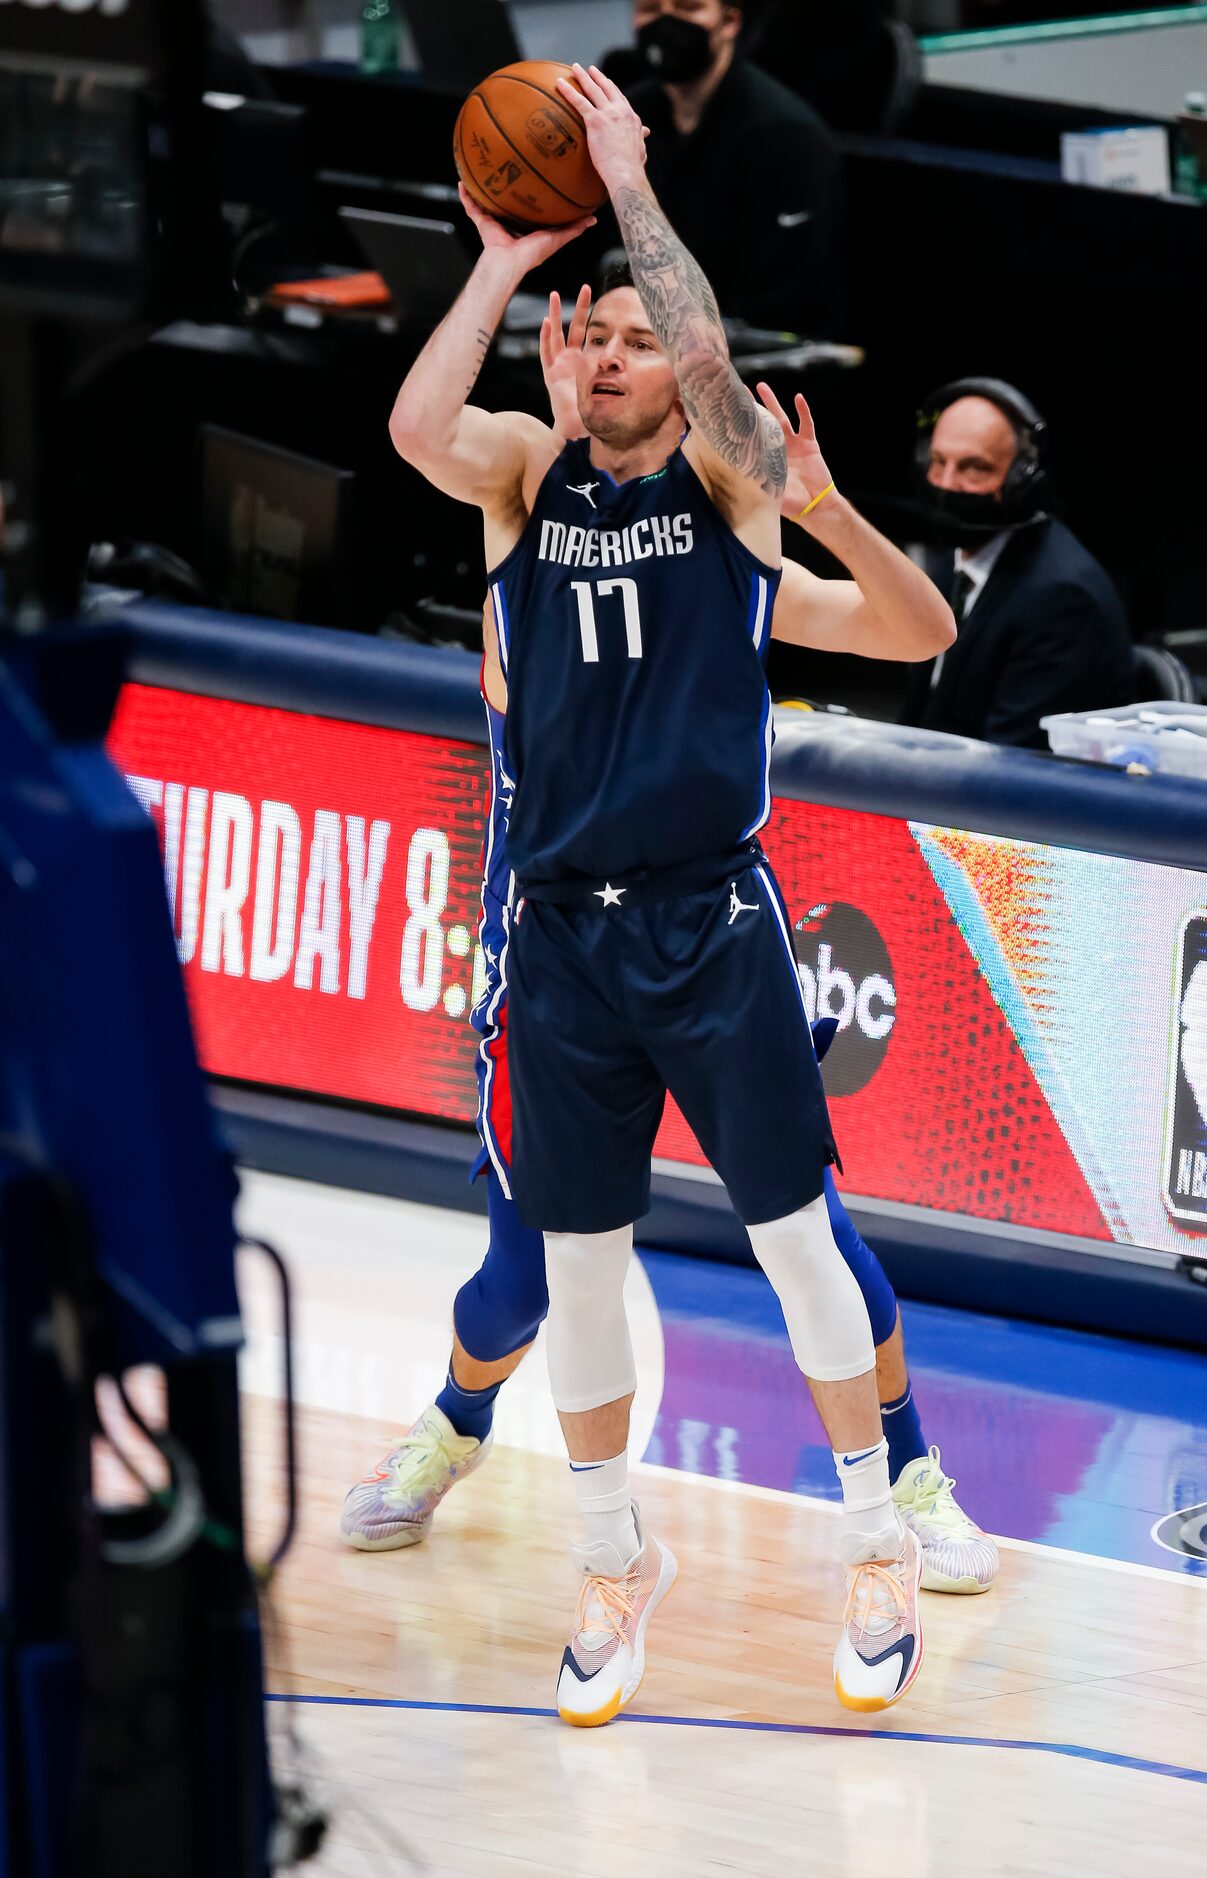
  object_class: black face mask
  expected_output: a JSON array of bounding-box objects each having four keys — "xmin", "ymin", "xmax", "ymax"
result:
[
  {"xmin": 923, "ymin": 486, "xmax": 1011, "ymax": 551},
  {"xmin": 635, "ymin": 16, "xmax": 715, "ymax": 83}
]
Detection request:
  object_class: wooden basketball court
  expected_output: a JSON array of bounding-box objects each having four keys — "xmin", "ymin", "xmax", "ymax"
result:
[{"xmin": 220, "ymin": 1172, "xmax": 1207, "ymax": 1876}]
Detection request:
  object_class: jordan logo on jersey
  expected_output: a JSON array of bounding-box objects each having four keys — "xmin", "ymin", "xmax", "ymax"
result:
[
  {"xmin": 728, "ymin": 882, "xmax": 759, "ymax": 924},
  {"xmin": 567, "ymin": 481, "xmax": 600, "ymax": 509}
]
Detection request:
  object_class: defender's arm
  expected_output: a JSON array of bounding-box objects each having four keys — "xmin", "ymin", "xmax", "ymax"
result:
[
  {"xmin": 759, "ymin": 381, "xmax": 954, "ymax": 660},
  {"xmin": 772, "ymin": 551, "xmax": 955, "ymax": 662}
]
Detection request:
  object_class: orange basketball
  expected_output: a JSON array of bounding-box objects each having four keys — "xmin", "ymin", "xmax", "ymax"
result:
[{"xmin": 454, "ymin": 60, "xmax": 606, "ymax": 229}]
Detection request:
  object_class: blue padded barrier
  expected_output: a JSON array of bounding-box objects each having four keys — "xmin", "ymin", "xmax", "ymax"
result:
[
  {"xmin": 122, "ymin": 603, "xmax": 485, "ymax": 745},
  {"xmin": 769, "ymin": 712, "xmax": 1207, "ymax": 873}
]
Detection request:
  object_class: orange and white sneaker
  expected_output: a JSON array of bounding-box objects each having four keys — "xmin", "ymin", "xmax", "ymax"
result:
[
  {"xmin": 339, "ymin": 1405, "xmax": 492, "ymax": 1551},
  {"xmin": 833, "ymin": 1519, "xmax": 924, "ymax": 1713},
  {"xmin": 893, "ymin": 1447, "xmax": 1000, "ymax": 1594},
  {"xmin": 555, "ymin": 1505, "xmax": 677, "ymax": 1728}
]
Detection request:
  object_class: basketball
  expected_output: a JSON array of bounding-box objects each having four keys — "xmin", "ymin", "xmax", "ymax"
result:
[{"xmin": 454, "ymin": 60, "xmax": 606, "ymax": 229}]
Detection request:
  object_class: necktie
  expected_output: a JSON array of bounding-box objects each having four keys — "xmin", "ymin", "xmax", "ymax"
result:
[
  {"xmin": 929, "ymin": 569, "xmax": 973, "ymax": 692},
  {"xmin": 951, "ymin": 569, "xmax": 975, "ymax": 624}
]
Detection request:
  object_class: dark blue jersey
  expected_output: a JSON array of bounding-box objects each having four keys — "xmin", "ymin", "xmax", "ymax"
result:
[{"xmin": 489, "ymin": 437, "xmax": 780, "ymax": 886}]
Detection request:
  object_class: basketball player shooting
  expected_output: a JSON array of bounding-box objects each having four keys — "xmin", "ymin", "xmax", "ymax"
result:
[
  {"xmin": 344, "ymin": 289, "xmax": 995, "ymax": 1618},
  {"xmin": 386, "ymin": 63, "xmax": 944, "ymax": 1724}
]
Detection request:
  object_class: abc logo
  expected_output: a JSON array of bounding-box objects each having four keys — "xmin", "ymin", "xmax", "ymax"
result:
[{"xmin": 793, "ymin": 901, "xmax": 896, "ymax": 1097}]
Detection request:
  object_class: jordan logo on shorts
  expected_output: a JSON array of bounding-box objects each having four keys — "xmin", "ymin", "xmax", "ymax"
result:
[
  {"xmin": 728, "ymin": 882, "xmax": 759, "ymax": 924},
  {"xmin": 567, "ymin": 481, "xmax": 600, "ymax": 509}
]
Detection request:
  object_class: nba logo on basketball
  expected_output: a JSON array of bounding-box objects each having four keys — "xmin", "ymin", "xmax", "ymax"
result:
[
  {"xmin": 483, "ymin": 160, "xmax": 523, "ymax": 199},
  {"xmin": 525, "ymin": 108, "xmax": 578, "ymax": 160},
  {"xmin": 1162, "ymin": 911, "xmax": 1207, "ymax": 1225}
]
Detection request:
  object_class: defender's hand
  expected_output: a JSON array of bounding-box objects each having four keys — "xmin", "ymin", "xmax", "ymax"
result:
[
  {"xmin": 459, "ymin": 184, "xmax": 596, "ymax": 273},
  {"xmin": 540, "ymin": 285, "xmax": 591, "ymax": 440},
  {"xmin": 756, "ymin": 381, "xmax": 837, "ymax": 528},
  {"xmin": 556, "ymin": 64, "xmax": 648, "ymax": 191}
]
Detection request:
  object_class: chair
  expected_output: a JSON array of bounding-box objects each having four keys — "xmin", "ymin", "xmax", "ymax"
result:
[
  {"xmin": 1133, "ymin": 642, "xmax": 1198, "ymax": 704},
  {"xmin": 750, "ymin": 3, "xmax": 921, "ymax": 137}
]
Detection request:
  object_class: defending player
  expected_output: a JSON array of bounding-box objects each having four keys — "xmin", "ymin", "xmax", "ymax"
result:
[
  {"xmin": 342, "ymin": 287, "xmax": 998, "ymax": 1608},
  {"xmin": 379, "ymin": 66, "xmax": 952, "ymax": 1722}
]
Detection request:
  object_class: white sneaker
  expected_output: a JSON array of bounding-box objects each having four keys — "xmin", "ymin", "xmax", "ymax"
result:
[
  {"xmin": 556, "ymin": 1504, "xmax": 677, "ymax": 1728},
  {"xmin": 339, "ymin": 1404, "xmax": 492, "ymax": 1551},
  {"xmin": 893, "ymin": 1447, "xmax": 999, "ymax": 1594},
  {"xmin": 833, "ymin": 1520, "xmax": 924, "ymax": 1713}
]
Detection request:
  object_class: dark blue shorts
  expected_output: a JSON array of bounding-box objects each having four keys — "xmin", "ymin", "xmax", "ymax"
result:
[{"xmin": 506, "ymin": 849, "xmax": 837, "ymax": 1233}]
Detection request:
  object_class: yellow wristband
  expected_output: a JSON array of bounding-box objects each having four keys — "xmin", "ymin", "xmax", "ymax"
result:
[{"xmin": 793, "ymin": 480, "xmax": 836, "ymax": 523}]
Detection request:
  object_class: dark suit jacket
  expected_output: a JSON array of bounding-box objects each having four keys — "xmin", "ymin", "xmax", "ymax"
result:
[
  {"xmin": 626, "ymin": 59, "xmax": 842, "ymax": 334},
  {"xmin": 899, "ymin": 517, "xmax": 1133, "ymax": 749}
]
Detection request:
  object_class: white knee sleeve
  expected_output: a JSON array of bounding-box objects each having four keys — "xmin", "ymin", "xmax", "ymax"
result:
[
  {"xmin": 747, "ymin": 1196, "xmax": 875, "ymax": 1383},
  {"xmin": 544, "ymin": 1226, "xmax": 637, "ymax": 1413}
]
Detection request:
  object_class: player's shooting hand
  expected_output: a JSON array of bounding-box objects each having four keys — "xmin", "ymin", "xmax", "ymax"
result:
[
  {"xmin": 540, "ymin": 285, "xmax": 591, "ymax": 441},
  {"xmin": 556, "ymin": 64, "xmax": 649, "ymax": 191},
  {"xmin": 459, "ymin": 183, "xmax": 596, "ymax": 273},
  {"xmin": 756, "ymin": 382, "xmax": 838, "ymax": 530}
]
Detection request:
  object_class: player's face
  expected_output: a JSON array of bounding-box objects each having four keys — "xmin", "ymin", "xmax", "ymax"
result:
[
  {"xmin": 578, "ymin": 288, "xmax": 682, "ymax": 445},
  {"xmin": 927, "ymin": 398, "xmax": 1017, "ymax": 496}
]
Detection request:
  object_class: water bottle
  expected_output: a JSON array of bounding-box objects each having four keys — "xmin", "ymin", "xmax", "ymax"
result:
[
  {"xmin": 1174, "ymin": 90, "xmax": 1207, "ymax": 201},
  {"xmin": 361, "ymin": 0, "xmax": 401, "ymax": 76}
]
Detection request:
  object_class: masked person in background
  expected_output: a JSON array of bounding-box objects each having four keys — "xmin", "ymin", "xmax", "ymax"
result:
[
  {"xmin": 603, "ymin": 0, "xmax": 843, "ymax": 334},
  {"xmin": 899, "ymin": 378, "xmax": 1134, "ymax": 749}
]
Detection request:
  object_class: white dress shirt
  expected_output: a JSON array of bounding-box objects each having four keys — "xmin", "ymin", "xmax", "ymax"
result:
[
  {"xmin": 955, "ymin": 529, "xmax": 1011, "ymax": 615},
  {"xmin": 930, "ymin": 529, "xmax": 1012, "ymax": 689}
]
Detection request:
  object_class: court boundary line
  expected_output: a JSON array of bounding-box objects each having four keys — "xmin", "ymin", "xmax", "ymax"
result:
[{"xmin": 265, "ymin": 1693, "xmax": 1207, "ymax": 1785}]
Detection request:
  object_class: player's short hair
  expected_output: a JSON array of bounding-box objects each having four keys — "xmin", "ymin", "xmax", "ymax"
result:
[{"xmin": 594, "ymin": 260, "xmax": 636, "ymax": 303}]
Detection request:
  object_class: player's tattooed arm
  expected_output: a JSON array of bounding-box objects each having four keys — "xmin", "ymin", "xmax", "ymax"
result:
[
  {"xmin": 612, "ymin": 185, "xmax": 786, "ymax": 498},
  {"xmin": 556, "ymin": 61, "xmax": 783, "ymax": 495}
]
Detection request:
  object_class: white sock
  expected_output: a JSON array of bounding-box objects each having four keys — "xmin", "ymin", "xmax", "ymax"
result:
[
  {"xmin": 833, "ymin": 1437, "xmax": 898, "ymax": 1551},
  {"xmin": 569, "ymin": 1451, "xmax": 639, "ymax": 1566}
]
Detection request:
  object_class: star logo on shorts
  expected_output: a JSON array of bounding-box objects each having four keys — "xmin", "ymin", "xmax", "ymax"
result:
[{"xmin": 595, "ymin": 882, "xmax": 625, "ymax": 907}]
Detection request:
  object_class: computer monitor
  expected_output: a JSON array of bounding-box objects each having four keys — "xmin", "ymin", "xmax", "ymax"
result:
[
  {"xmin": 400, "ymin": 0, "xmax": 521, "ymax": 92},
  {"xmin": 199, "ymin": 425, "xmax": 355, "ymax": 628},
  {"xmin": 339, "ymin": 207, "xmax": 472, "ymax": 324}
]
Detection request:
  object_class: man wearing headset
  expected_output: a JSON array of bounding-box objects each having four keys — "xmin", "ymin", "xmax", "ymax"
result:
[{"xmin": 900, "ymin": 378, "xmax": 1133, "ymax": 749}]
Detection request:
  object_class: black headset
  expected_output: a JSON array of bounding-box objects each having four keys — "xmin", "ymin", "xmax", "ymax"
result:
[{"xmin": 915, "ymin": 376, "xmax": 1053, "ymax": 527}]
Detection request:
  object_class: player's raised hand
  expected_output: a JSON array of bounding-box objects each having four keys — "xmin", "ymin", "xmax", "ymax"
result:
[
  {"xmin": 556, "ymin": 64, "xmax": 649, "ymax": 190},
  {"xmin": 540, "ymin": 285, "xmax": 591, "ymax": 440},
  {"xmin": 756, "ymin": 381, "xmax": 838, "ymax": 529},
  {"xmin": 458, "ymin": 183, "xmax": 596, "ymax": 272}
]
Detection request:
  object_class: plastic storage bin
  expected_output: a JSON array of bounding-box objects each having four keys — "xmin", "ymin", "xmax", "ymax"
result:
[{"xmin": 1042, "ymin": 701, "xmax": 1207, "ymax": 779}]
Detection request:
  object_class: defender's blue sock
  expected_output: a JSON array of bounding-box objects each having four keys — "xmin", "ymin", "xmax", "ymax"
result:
[
  {"xmin": 436, "ymin": 1367, "xmax": 502, "ymax": 1442},
  {"xmin": 881, "ymin": 1383, "xmax": 927, "ymax": 1482}
]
